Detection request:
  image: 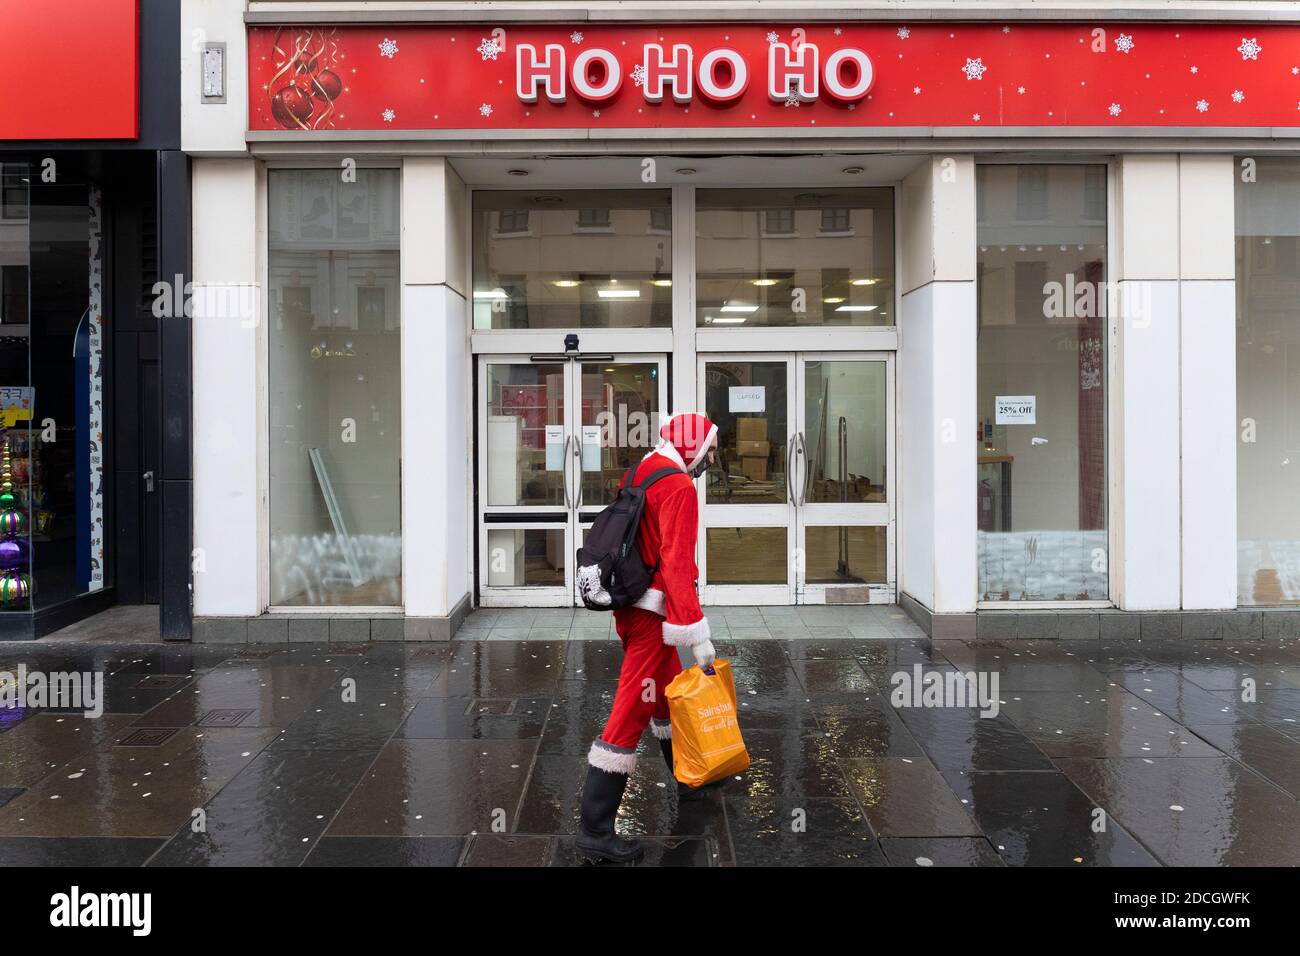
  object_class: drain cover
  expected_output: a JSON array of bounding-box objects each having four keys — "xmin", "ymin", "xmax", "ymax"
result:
[
  {"xmin": 117, "ymin": 728, "xmax": 179, "ymax": 747},
  {"xmin": 197, "ymin": 708, "xmax": 255, "ymax": 727},
  {"xmin": 466, "ymin": 699, "xmax": 515, "ymax": 716}
]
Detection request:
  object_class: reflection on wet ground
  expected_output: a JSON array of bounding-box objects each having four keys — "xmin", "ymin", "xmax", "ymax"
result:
[{"xmin": 0, "ymin": 633, "xmax": 1298, "ymax": 866}]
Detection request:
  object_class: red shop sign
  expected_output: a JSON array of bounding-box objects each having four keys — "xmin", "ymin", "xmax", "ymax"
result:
[
  {"xmin": 248, "ymin": 22, "xmax": 1300, "ymax": 132},
  {"xmin": 0, "ymin": 0, "xmax": 139, "ymax": 140}
]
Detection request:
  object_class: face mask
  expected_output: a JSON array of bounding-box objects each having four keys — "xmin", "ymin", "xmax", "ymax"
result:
[{"xmin": 689, "ymin": 453, "xmax": 712, "ymax": 479}]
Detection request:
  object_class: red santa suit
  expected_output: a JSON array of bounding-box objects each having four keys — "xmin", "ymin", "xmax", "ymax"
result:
[{"xmin": 587, "ymin": 412, "xmax": 718, "ymax": 775}]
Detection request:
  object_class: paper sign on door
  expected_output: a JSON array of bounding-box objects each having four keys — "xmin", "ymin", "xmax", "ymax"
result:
[
  {"xmin": 729, "ymin": 386, "xmax": 765, "ymax": 413},
  {"xmin": 545, "ymin": 424, "xmax": 565, "ymax": 470},
  {"xmin": 581, "ymin": 425, "xmax": 602, "ymax": 472},
  {"xmin": 995, "ymin": 395, "xmax": 1036, "ymax": 425}
]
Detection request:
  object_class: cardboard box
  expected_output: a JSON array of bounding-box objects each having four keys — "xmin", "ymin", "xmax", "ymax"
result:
[
  {"xmin": 737, "ymin": 439, "xmax": 770, "ymax": 458},
  {"xmin": 736, "ymin": 417, "xmax": 768, "ymax": 442},
  {"xmin": 740, "ymin": 456, "xmax": 768, "ymax": 481}
]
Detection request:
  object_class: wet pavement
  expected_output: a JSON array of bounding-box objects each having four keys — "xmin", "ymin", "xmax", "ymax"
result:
[{"xmin": 1, "ymin": 617, "xmax": 1299, "ymax": 867}]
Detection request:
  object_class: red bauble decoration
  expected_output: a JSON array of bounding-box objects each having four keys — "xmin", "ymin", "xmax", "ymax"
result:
[
  {"xmin": 311, "ymin": 69, "xmax": 343, "ymax": 102},
  {"xmin": 270, "ymin": 85, "xmax": 314, "ymax": 128}
]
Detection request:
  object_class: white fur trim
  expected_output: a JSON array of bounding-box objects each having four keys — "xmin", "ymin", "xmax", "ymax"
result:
[
  {"xmin": 662, "ymin": 616, "xmax": 712, "ymax": 647},
  {"xmin": 642, "ymin": 440, "xmax": 686, "ymax": 471},
  {"xmin": 649, "ymin": 719, "xmax": 672, "ymax": 740},
  {"xmin": 632, "ymin": 587, "xmax": 666, "ymax": 616},
  {"xmin": 684, "ymin": 423, "xmax": 719, "ymax": 472},
  {"xmin": 588, "ymin": 741, "xmax": 637, "ymax": 775}
]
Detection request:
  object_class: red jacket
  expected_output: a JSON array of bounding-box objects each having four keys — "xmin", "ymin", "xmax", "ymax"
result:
[{"xmin": 616, "ymin": 448, "xmax": 711, "ymax": 647}]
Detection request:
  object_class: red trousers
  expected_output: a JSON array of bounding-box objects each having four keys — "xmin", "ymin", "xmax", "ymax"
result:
[{"xmin": 599, "ymin": 607, "xmax": 682, "ymax": 750}]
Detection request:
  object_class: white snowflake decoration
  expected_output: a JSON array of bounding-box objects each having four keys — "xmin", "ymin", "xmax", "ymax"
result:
[
  {"xmin": 1108, "ymin": 103, "xmax": 1122, "ymax": 117},
  {"xmin": 834, "ymin": 27, "xmax": 843, "ymax": 37},
  {"xmin": 1115, "ymin": 34, "xmax": 1135, "ymax": 54},
  {"xmin": 1232, "ymin": 89, "xmax": 1245, "ymax": 103},
  {"xmin": 1190, "ymin": 65, "xmax": 1198, "ymax": 74},
  {"xmin": 1196, "ymin": 98, "xmax": 1209, "ymax": 112},
  {"xmin": 378, "ymin": 37, "xmax": 399, "ymax": 59},
  {"xmin": 766, "ymin": 31, "xmax": 780, "ymax": 44},
  {"xmin": 897, "ymin": 27, "xmax": 911, "ymax": 40},
  {"xmin": 381, "ymin": 108, "xmax": 395, "ymax": 123},
  {"xmin": 913, "ymin": 86, "xmax": 922, "ymax": 95},
  {"xmin": 962, "ymin": 57, "xmax": 988, "ymax": 81},
  {"xmin": 1237, "ymin": 37, "xmax": 1262, "ymax": 61},
  {"xmin": 570, "ymin": 31, "xmax": 584, "ymax": 44},
  {"xmin": 477, "ymin": 38, "xmax": 502, "ymax": 61},
  {"xmin": 1002, "ymin": 26, "xmax": 1011, "ymax": 35},
  {"xmin": 592, "ymin": 109, "xmax": 601, "ymax": 118},
  {"xmin": 972, "ymin": 113, "xmax": 982, "ymax": 122},
  {"xmin": 479, "ymin": 103, "xmax": 494, "ymax": 118},
  {"xmin": 1017, "ymin": 86, "xmax": 1026, "ymax": 95},
  {"xmin": 630, "ymin": 64, "xmax": 647, "ymax": 87}
]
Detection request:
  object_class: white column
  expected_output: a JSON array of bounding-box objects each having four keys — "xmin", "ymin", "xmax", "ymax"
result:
[
  {"xmin": 401, "ymin": 158, "xmax": 472, "ymax": 624},
  {"xmin": 1178, "ymin": 155, "xmax": 1237, "ymax": 609},
  {"xmin": 898, "ymin": 156, "xmax": 978, "ymax": 618},
  {"xmin": 192, "ymin": 158, "xmax": 263, "ymax": 616},
  {"xmin": 1113, "ymin": 155, "xmax": 1182, "ymax": 610}
]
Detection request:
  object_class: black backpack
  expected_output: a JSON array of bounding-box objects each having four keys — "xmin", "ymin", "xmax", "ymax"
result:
[{"xmin": 575, "ymin": 465, "xmax": 682, "ymax": 611}]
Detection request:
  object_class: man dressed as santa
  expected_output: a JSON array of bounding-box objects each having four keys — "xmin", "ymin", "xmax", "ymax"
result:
[{"xmin": 576, "ymin": 412, "xmax": 720, "ymax": 864}]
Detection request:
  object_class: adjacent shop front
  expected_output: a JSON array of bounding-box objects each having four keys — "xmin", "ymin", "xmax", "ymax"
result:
[
  {"xmin": 0, "ymin": 0, "xmax": 190, "ymax": 639},
  {"xmin": 183, "ymin": 5, "xmax": 1300, "ymax": 641}
]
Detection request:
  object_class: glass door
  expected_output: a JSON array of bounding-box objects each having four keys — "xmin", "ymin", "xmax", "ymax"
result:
[
  {"xmin": 698, "ymin": 356, "xmax": 797, "ymax": 604},
  {"xmin": 477, "ymin": 354, "xmax": 666, "ymax": 607},
  {"xmin": 796, "ymin": 354, "xmax": 894, "ymax": 604},
  {"xmin": 698, "ymin": 353, "xmax": 894, "ymax": 605}
]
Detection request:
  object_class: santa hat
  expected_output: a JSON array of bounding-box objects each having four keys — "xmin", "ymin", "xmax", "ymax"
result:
[{"xmin": 650, "ymin": 412, "xmax": 718, "ymax": 472}]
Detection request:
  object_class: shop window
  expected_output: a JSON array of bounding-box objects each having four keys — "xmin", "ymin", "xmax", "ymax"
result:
[
  {"xmin": 1236, "ymin": 157, "xmax": 1300, "ymax": 605},
  {"xmin": 976, "ymin": 164, "xmax": 1108, "ymax": 602},
  {"xmin": 0, "ymin": 165, "xmax": 110, "ymax": 618},
  {"xmin": 473, "ymin": 189, "xmax": 672, "ymax": 330},
  {"xmin": 697, "ymin": 188, "xmax": 894, "ymax": 328},
  {"xmin": 267, "ymin": 168, "xmax": 402, "ymax": 607}
]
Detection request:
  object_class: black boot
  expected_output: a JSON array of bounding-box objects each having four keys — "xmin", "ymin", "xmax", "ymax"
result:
[
  {"xmin": 575, "ymin": 766, "xmax": 643, "ymax": 864},
  {"xmin": 660, "ymin": 736, "xmax": 722, "ymax": 802}
]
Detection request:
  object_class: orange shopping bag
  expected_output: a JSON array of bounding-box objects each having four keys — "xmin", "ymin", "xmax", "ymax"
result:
[{"xmin": 665, "ymin": 659, "xmax": 750, "ymax": 788}]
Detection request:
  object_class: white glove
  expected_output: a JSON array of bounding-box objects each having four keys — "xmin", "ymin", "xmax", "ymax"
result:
[{"xmin": 692, "ymin": 640, "xmax": 717, "ymax": 670}]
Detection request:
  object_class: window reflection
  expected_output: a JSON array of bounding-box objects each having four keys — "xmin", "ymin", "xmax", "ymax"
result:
[
  {"xmin": 473, "ymin": 190, "xmax": 672, "ymax": 330},
  {"xmin": 696, "ymin": 188, "xmax": 894, "ymax": 328}
]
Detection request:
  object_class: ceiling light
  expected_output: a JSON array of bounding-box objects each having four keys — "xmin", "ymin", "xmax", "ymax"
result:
[
  {"xmin": 842, "ymin": 166, "xmax": 864, "ymax": 175},
  {"xmin": 823, "ymin": 297, "xmax": 845, "ymax": 304},
  {"xmin": 710, "ymin": 316, "xmax": 747, "ymax": 324},
  {"xmin": 473, "ymin": 288, "xmax": 508, "ymax": 299},
  {"xmin": 675, "ymin": 167, "xmax": 697, "ymax": 175},
  {"xmin": 507, "ymin": 169, "xmax": 530, "ymax": 177},
  {"xmin": 850, "ymin": 278, "xmax": 878, "ymax": 287},
  {"xmin": 598, "ymin": 288, "xmax": 641, "ymax": 299},
  {"xmin": 720, "ymin": 304, "xmax": 759, "ymax": 313},
  {"xmin": 751, "ymin": 278, "xmax": 778, "ymax": 287},
  {"xmin": 552, "ymin": 279, "xmax": 581, "ymax": 288},
  {"xmin": 650, "ymin": 279, "xmax": 673, "ymax": 287},
  {"xmin": 835, "ymin": 305, "xmax": 879, "ymax": 312}
]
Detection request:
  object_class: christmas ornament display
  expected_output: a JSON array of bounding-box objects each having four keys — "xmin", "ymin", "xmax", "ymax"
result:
[
  {"xmin": 268, "ymin": 27, "xmax": 344, "ymax": 130},
  {"xmin": 0, "ymin": 436, "xmax": 32, "ymax": 608}
]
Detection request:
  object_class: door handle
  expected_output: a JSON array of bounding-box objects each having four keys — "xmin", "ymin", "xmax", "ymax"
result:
[
  {"xmin": 786, "ymin": 436, "xmax": 797, "ymax": 505},
  {"xmin": 799, "ymin": 432, "xmax": 812, "ymax": 506},
  {"xmin": 560, "ymin": 435, "xmax": 573, "ymax": 509},
  {"xmin": 573, "ymin": 434, "xmax": 583, "ymax": 510},
  {"xmin": 143, "ymin": 470, "xmax": 155, "ymax": 493}
]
